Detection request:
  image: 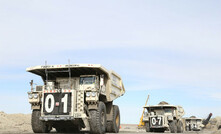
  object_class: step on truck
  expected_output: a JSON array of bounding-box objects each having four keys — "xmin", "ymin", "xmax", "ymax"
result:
[
  {"xmin": 27, "ymin": 64, "xmax": 125, "ymax": 134},
  {"xmin": 143, "ymin": 101, "xmax": 185, "ymax": 133}
]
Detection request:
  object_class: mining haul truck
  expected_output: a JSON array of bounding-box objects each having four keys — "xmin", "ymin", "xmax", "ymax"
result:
[
  {"xmin": 184, "ymin": 113, "xmax": 212, "ymax": 131},
  {"xmin": 184, "ymin": 116, "xmax": 204, "ymax": 131},
  {"xmin": 27, "ymin": 64, "xmax": 125, "ymax": 134},
  {"xmin": 143, "ymin": 101, "xmax": 185, "ymax": 133}
]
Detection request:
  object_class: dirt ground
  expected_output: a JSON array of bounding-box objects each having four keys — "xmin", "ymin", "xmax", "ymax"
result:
[{"xmin": 0, "ymin": 111, "xmax": 220, "ymax": 134}]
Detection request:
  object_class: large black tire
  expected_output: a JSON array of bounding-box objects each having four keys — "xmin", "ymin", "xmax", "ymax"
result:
[
  {"xmin": 218, "ymin": 125, "xmax": 221, "ymax": 130},
  {"xmin": 145, "ymin": 122, "xmax": 150, "ymax": 132},
  {"xmin": 177, "ymin": 120, "xmax": 184, "ymax": 133},
  {"xmin": 89, "ymin": 102, "xmax": 107, "ymax": 134},
  {"xmin": 31, "ymin": 110, "xmax": 50, "ymax": 133},
  {"xmin": 169, "ymin": 120, "xmax": 177, "ymax": 133},
  {"xmin": 106, "ymin": 105, "xmax": 120, "ymax": 133}
]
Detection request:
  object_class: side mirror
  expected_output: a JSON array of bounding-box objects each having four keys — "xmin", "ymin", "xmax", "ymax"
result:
[
  {"xmin": 30, "ymin": 80, "xmax": 33, "ymax": 91},
  {"xmin": 30, "ymin": 80, "xmax": 33, "ymax": 86},
  {"xmin": 100, "ymin": 75, "xmax": 104, "ymax": 86}
]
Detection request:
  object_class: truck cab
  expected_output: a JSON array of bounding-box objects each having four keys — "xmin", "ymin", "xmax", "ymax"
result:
[
  {"xmin": 80, "ymin": 75, "xmax": 101, "ymax": 93},
  {"xmin": 80, "ymin": 75, "xmax": 105, "ymax": 105}
]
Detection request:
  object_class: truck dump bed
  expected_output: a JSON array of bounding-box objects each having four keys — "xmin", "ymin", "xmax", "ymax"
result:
[{"xmin": 27, "ymin": 64, "xmax": 125, "ymax": 101}]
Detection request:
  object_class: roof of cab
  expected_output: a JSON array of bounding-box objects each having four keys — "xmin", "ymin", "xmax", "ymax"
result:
[{"xmin": 26, "ymin": 64, "xmax": 121, "ymax": 78}]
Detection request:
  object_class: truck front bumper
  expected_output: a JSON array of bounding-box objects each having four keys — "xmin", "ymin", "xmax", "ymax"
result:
[
  {"xmin": 40, "ymin": 116, "xmax": 75, "ymax": 121},
  {"xmin": 150, "ymin": 126, "xmax": 167, "ymax": 129}
]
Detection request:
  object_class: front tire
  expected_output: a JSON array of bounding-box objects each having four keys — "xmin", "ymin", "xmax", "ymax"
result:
[
  {"xmin": 31, "ymin": 110, "xmax": 50, "ymax": 133},
  {"xmin": 145, "ymin": 122, "xmax": 150, "ymax": 132},
  {"xmin": 169, "ymin": 120, "xmax": 177, "ymax": 133},
  {"xmin": 89, "ymin": 102, "xmax": 107, "ymax": 134}
]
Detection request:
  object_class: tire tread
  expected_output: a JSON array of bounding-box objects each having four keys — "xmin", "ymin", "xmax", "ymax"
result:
[{"xmin": 31, "ymin": 110, "xmax": 49, "ymax": 133}]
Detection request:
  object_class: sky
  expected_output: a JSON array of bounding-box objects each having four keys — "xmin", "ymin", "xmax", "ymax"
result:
[{"xmin": 0, "ymin": 0, "xmax": 221, "ymax": 124}]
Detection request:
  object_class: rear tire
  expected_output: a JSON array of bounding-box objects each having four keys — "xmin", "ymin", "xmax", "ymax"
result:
[
  {"xmin": 89, "ymin": 102, "xmax": 107, "ymax": 134},
  {"xmin": 177, "ymin": 120, "xmax": 184, "ymax": 133},
  {"xmin": 169, "ymin": 120, "xmax": 177, "ymax": 133},
  {"xmin": 106, "ymin": 105, "xmax": 120, "ymax": 133},
  {"xmin": 31, "ymin": 110, "xmax": 50, "ymax": 133}
]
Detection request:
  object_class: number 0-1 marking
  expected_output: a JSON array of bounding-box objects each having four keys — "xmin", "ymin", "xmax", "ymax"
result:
[
  {"xmin": 61, "ymin": 94, "xmax": 68, "ymax": 113},
  {"xmin": 45, "ymin": 94, "xmax": 55, "ymax": 113},
  {"xmin": 45, "ymin": 94, "xmax": 68, "ymax": 113}
]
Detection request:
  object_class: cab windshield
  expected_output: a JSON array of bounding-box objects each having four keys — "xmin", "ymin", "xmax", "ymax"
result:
[
  {"xmin": 148, "ymin": 107, "xmax": 174, "ymax": 115},
  {"xmin": 164, "ymin": 108, "xmax": 173, "ymax": 113},
  {"xmin": 80, "ymin": 77, "xmax": 95, "ymax": 85}
]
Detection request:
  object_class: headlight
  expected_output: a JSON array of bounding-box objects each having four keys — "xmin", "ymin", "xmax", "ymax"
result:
[
  {"xmin": 167, "ymin": 115, "xmax": 173, "ymax": 121},
  {"xmin": 28, "ymin": 94, "xmax": 33, "ymax": 99},
  {"xmin": 91, "ymin": 92, "xmax": 96, "ymax": 97},
  {"xmin": 33, "ymin": 94, "xmax": 38, "ymax": 99},
  {"xmin": 86, "ymin": 92, "xmax": 91, "ymax": 97}
]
